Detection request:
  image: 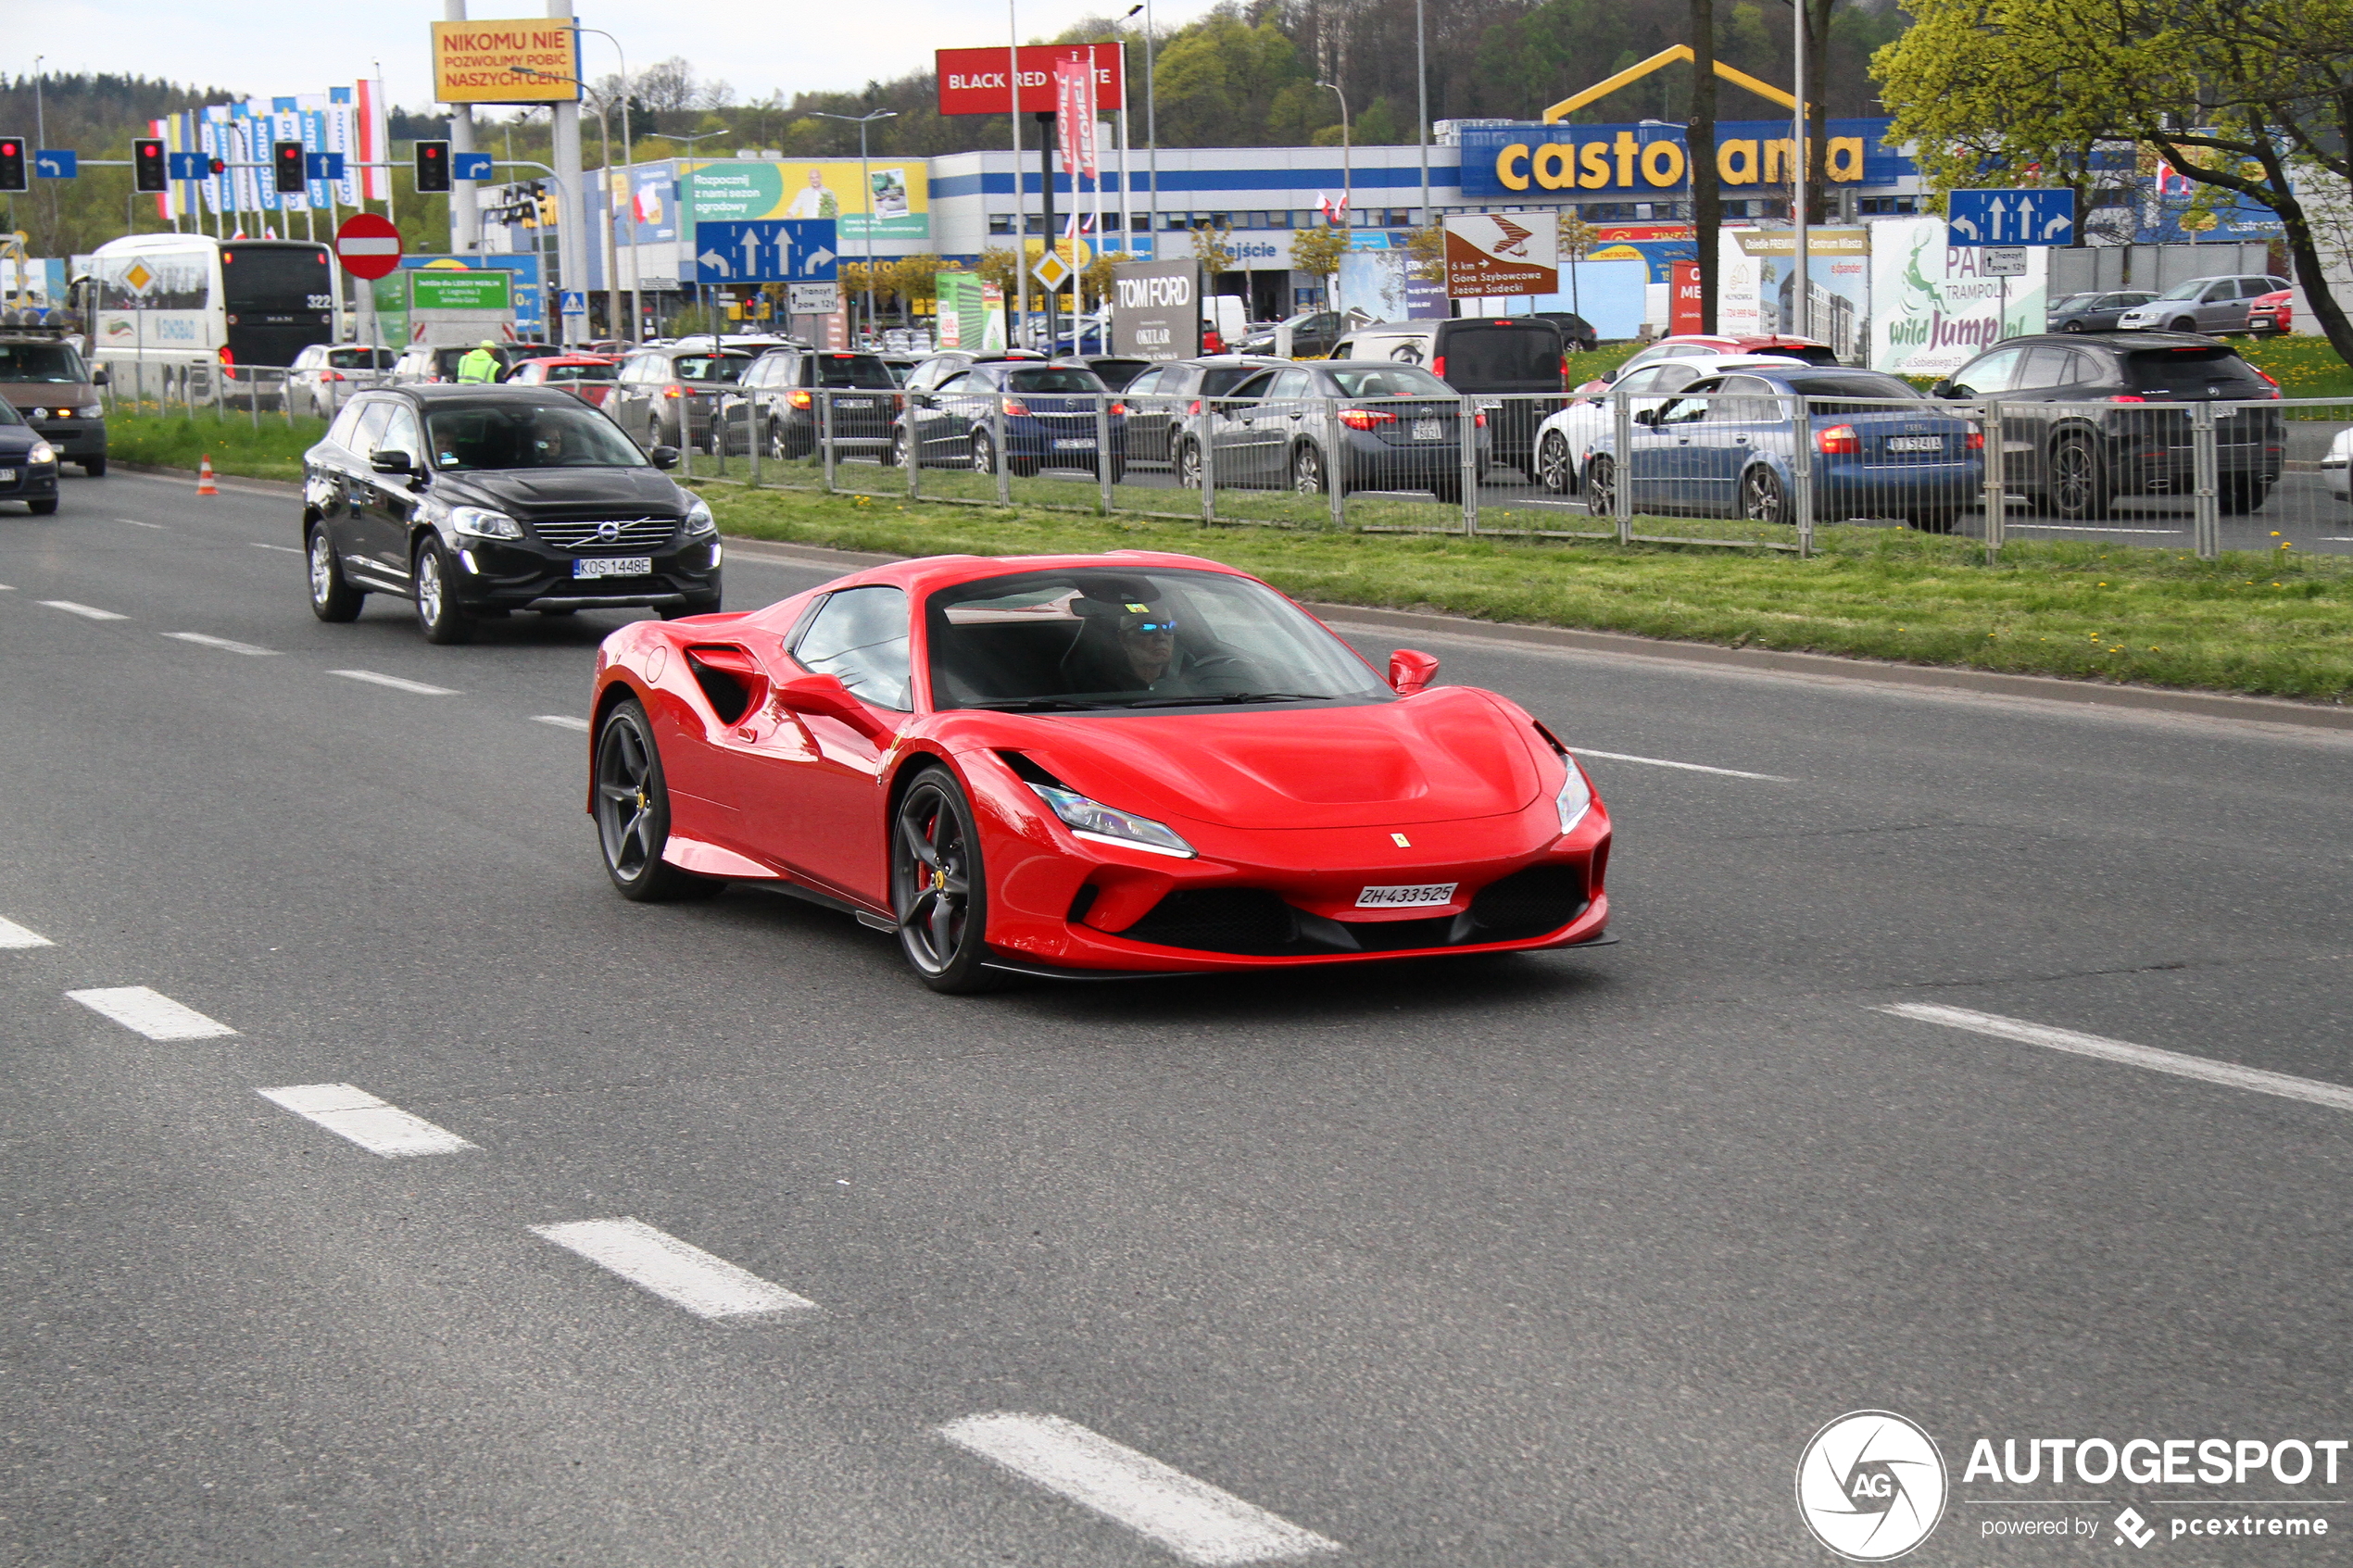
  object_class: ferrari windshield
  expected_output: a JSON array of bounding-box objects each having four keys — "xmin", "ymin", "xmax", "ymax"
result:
[
  {"xmin": 925, "ymin": 567, "xmax": 1390, "ymax": 711},
  {"xmin": 424, "ymin": 403, "xmax": 647, "ymax": 470}
]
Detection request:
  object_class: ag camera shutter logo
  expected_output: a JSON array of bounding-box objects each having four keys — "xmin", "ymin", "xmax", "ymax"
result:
[{"xmin": 1796, "ymin": 1411, "xmax": 1948, "ymax": 1561}]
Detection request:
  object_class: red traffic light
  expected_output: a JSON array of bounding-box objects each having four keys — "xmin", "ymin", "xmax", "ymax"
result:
[
  {"xmin": 0, "ymin": 138, "xmax": 23, "ymax": 194},
  {"xmin": 272, "ymin": 139, "xmax": 308, "ymax": 194},
  {"xmin": 414, "ymin": 140, "xmax": 450, "ymax": 194},
  {"xmin": 133, "ymin": 137, "xmax": 168, "ymax": 194}
]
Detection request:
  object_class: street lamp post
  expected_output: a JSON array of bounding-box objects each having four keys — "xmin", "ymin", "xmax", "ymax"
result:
[
  {"xmin": 516, "ymin": 65, "xmax": 617, "ymax": 343},
  {"xmin": 812, "ymin": 108, "xmax": 899, "ymax": 346},
  {"xmin": 1121, "ymin": 1, "xmax": 1158, "ymax": 247},
  {"xmin": 577, "ymin": 26, "xmax": 640, "ymax": 342},
  {"xmin": 1317, "ymin": 81, "xmax": 1352, "ymax": 232},
  {"xmin": 1415, "ymin": 0, "xmax": 1430, "ymax": 225}
]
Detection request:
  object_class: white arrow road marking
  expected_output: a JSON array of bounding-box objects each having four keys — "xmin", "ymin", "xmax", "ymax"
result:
[
  {"xmin": 939, "ymin": 1412, "xmax": 1343, "ymax": 1565},
  {"xmin": 258, "ymin": 1085, "xmax": 475, "ymax": 1157},
  {"xmin": 330, "ymin": 670, "xmax": 459, "ymax": 696},
  {"xmin": 532, "ymin": 1219, "xmax": 817, "ymax": 1318},
  {"xmin": 1877, "ymin": 1003, "xmax": 2353, "ymax": 1114},
  {"xmin": 0, "ymin": 916, "xmax": 54, "ymax": 949},
  {"xmin": 67, "ymin": 986, "xmax": 236, "ymax": 1040}
]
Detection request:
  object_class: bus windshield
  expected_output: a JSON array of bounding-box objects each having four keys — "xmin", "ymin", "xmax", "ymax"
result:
[{"xmin": 220, "ymin": 245, "xmax": 332, "ymax": 311}]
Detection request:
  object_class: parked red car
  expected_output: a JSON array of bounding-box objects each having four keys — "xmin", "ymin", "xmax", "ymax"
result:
[
  {"xmin": 505, "ymin": 354, "xmax": 621, "ymax": 408},
  {"xmin": 2246, "ymin": 289, "xmax": 2295, "ymax": 336},
  {"xmin": 585, "ymin": 551, "xmax": 1614, "ymax": 991}
]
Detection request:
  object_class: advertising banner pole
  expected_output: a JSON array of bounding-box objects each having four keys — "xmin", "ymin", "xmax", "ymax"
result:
[{"xmin": 1009, "ymin": 2, "xmax": 1028, "ymax": 342}]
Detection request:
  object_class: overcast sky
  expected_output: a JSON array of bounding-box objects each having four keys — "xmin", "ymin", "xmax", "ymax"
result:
[{"xmin": 31, "ymin": 0, "xmax": 1208, "ymax": 116}]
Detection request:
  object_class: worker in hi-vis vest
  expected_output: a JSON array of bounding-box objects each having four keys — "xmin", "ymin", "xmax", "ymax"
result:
[{"xmin": 457, "ymin": 340, "xmax": 501, "ymax": 383}]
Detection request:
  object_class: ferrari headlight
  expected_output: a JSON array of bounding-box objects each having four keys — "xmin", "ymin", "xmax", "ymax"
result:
[
  {"xmin": 27, "ymin": 442, "xmax": 56, "ymax": 466},
  {"xmin": 682, "ymin": 496, "xmax": 717, "ymax": 537},
  {"xmin": 1030, "ymin": 783, "xmax": 1196, "ymax": 859},
  {"xmin": 449, "ymin": 506, "xmax": 522, "ymax": 540},
  {"xmin": 1555, "ymin": 759, "xmax": 1592, "ymax": 835}
]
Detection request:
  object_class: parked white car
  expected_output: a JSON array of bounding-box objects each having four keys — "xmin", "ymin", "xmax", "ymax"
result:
[
  {"xmin": 1532, "ymin": 353, "xmax": 1813, "ymax": 494},
  {"xmin": 2323, "ymin": 427, "xmax": 2352, "ymax": 504}
]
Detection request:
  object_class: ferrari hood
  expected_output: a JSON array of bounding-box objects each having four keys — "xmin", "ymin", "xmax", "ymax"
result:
[{"xmin": 1016, "ymin": 687, "xmax": 1544, "ymax": 830}]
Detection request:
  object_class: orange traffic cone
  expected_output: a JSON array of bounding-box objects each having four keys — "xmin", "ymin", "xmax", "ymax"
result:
[{"xmin": 196, "ymin": 456, "xmax": 218, "ymax": 495}]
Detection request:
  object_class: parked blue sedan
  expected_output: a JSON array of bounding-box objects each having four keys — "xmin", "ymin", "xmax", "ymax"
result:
[
  {"xmin": 1580, "ymin": 366, "xmax": 1983, "ymax": 532},
  {"xmin": 893, "ymin": 360, "xmax": 1127, "ymax": 480}
]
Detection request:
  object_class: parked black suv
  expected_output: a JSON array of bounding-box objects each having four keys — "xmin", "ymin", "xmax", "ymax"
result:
[
  {"xmin": 720, "ymin": 348, "xmax": 900, "ymax": 461},
  {"xmin": 1934, "ymin": 332, "xmax": 2284, "ymax": 517},
  {"xmin": 1326, "ymin": 317, "xmax": 1567, "ymax": 473},
  {"xmin": 300, "ymin": 385, "xmax": 720, "ymax": 644}
]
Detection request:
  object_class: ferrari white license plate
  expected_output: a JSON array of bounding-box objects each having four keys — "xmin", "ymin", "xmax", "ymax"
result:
[
  {"xmin": 1052, "ymin": 437, "xmax": 1096, "ymax": 450},
  {"xmin": 1411, "ymin": 420, "xmax": 1442, "ymax": 441},
  {"xmin": 1356, "ymin": 882, "xmax": 1458, "ymax": 909},
  {"xmin": 574, "ymin": 556, "xmax": 652, "ymax": 579},
  {"xmin": 1884, "ymin": 435, "xmax": 1943, "ymax": 453}
]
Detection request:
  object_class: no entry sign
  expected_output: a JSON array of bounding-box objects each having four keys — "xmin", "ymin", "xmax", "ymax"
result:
[{"xmin": 333, "ymin": 212, "xmax": 404, "ymax": 280}]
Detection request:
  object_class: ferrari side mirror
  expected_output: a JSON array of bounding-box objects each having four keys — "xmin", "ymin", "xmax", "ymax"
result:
[{"xmin": 1388, "ymin": 648, "xmax": 1440, "ymax": 696}]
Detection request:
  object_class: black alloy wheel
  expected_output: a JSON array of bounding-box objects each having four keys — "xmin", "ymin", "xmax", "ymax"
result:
[
  {"xmin": 1584, "ymin": 454, "xmax": 1617, "ymax": 518},
  {"xmin": 889, "ymin": 766, "xmax": 1000, "ymax": 994},
  {"xmin": 1743, "ymin": 467, "xmax": 1793, "ymax": 526},
  {"xmin": 2170, "ymin": 318, "xmax": 2197, "ymax": 333},
  {"xmin": 594, "ymin": 699, "xmax": 721, "ymax": 902},
  {"xmin": 1536, "ymin": 430, "xmax": 1575, "ymax": 495},
  {"xmin": 307, "ymin": 521, "xmax": 364, "ymax": 621},
  {"xmin": 1291, "ymin": 443, "xmax": 1327, "ymax": 494},
  {"xmin": 2063, "ymin": 320, "xmax": 2085, "ymax": 332},
  {"xmin": 1175, "ymin": 440, "xmax": 1204, "ymax": 490},
  {"xmin": 412, "ymin": 538, "xmax": 474, "ymax": 645},
  {"xmin": 2047, "ymin": 433, "xmax": 2112, "ymax": 521}
]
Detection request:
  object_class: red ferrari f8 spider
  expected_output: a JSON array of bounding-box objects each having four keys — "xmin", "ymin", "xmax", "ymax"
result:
[{"xmin": 587, "ymin": 552, "xmax": 1612, "ymax": 990}]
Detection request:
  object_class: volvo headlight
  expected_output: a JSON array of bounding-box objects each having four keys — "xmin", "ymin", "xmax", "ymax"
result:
[
  {"xmin": 449, "ymin": 506, "xmax": 522, "ymax": 540},
  {"xmin": 1555, "ymin": 759, "xmax": 1592, "ymax": 835},
  {"xmin": 1029, "ymin": 783, "xmax": 1196, "ymax": 859},
  {"xmin": 682, "ymin": 496, "xmax": 717, "ymax": 537},
  {"xmin": 27, "ymin": 442, "xmax": 56, "ymax": 466}
]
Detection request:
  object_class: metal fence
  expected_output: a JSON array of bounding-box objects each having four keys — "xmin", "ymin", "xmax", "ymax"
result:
[
  {"xmin": 679, "ymin": 384, "xmax": 2353, "ymax": 564},
  {"xmin": 95, "ymin": 361, "xmax": 393, "ymax": 427}
]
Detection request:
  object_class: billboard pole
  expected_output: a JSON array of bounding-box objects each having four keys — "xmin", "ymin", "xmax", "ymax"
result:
[{"xmin": 1009, "ymin": 1, "xmax": 1028, "ymax": 343}]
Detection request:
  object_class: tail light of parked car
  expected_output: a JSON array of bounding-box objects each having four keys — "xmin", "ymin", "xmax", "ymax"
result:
[
  {"xmin": 1187, "ymin": 398, "xmax": 1203, "ymax": 415},
  {"xmin": 1815, "ymin": 424, "xmax": 1860, "ymax": 455},
  {"xmin": 1109, "ymin": 402, "xmax": 1126, "ymax": 417},
  {"xmin": 787, "ymin": 389, "xmax": 812, "ymax": 408},
  {"xmin": 663, "ymin": 385, "xmax": 684, "ymax": 399},
  {"xmin": 2108, "ymin": 395, "xmax": 2146, "ymax": 404},
  {"xmin": 1432, "ymin": 356, "xmax": 1445, "ymax": 379},
  {"xmin": 1967, "ymin": 426, "xmax": 1985, "ymax": 450},
  {"xmin": 1000, "ymin": 397, "xmax": 1030, "ymax": 417},
  {"xmin": 1339, "ymin": 408, "xmax": 1396, "ymax": 431}
]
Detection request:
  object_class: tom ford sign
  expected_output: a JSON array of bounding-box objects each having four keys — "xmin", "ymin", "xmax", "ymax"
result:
[{"xmin": 1457, "ymin": 118, "xmax": 1907, "ymax": 200}]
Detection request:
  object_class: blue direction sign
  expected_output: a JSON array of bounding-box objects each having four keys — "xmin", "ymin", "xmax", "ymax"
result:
[
  {"xmin": 452, "ymin": 151, "xmax": 495, "ymax": 181},
  {"xmin": 35, "ymin": 149, "xmax": 77, "ymax": 179},
  {"xmin": 693, "ymin": 220, "xmax": 839, "ymax": 284},
  {"xmin": 1946, "ymin": 188, "xmax": 2076, "ymax": 247},
  {"xmin": 306, "ymin": 152, "xmax": 345, "ymax": 181},
  {"xmin": 167, "ymin": 151, "xmax": 209, "ymax": 181}
]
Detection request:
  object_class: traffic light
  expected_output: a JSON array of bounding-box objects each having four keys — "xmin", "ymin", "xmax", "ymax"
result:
[
  {"xmin": 414, "ymin": 140, "xmax": 450, "ymax": 194},
  {"xmin": 132, "ymin": 138, "xmax": 167, "ymax": 194},
  {"xmin": 273, "ymin": 140, "xmax": 307, "ymax": 194},
  {"xmin": 0, "ymin": 137, "xmax": 24, "ymax": 193}
]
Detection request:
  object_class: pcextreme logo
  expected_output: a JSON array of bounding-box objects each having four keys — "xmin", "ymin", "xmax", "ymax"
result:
[{"xmin": 1796, "ymin": 1411, "xmax": 1950, "ymax": 1561}]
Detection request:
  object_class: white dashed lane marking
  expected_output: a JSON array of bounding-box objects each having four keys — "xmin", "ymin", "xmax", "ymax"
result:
[
  {"xmin": 1571, "ymin": 746, "xmax": 1793, "ymax": 783},
  {"xmin": 40, "ymin": 599, "xmax": 129, "ymax": 621},
  {"xmin": 532, "ymin": 1218, "xmax": 817, "ymax": 1319},
  {"xmin": 533, "ymin": 714, "xmax": 591, "ymax": 732},
  {"xmin": 1878, "ymin": 1003, "xmax": 2353, "ymax": 1114},
  {"xmin": 257, "ymin": 1085, "xmax": 475, "ymax": 1158},
  {"xmin": 165, "ymin": 632, "xmax": 278, "ymax": 657},
  {"xmin": 66, "ymin": 986, "xmax": 236, "ymax": 1041},
  {"xmin": 331, "ymin": 670, "xmax": 459, "ymax": 696},
  {"xmin": 0, "ymin": 916, "xmax": 55, "ymax": 949},
  {"xmin": 118, "ymin": 518, "xmax": 168, "ymax": 530},
  {"xmin": 939, "ymin": 1412, "xmax": 1343, "ymax": 1566},
  {"xmin": 249, "ymin": 542, "xmax": 301, "ymax": 554}
]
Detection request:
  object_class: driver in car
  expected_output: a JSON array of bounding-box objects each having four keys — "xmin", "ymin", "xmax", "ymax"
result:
[{"xmin": 1063, "ymin": 596, "xmax": 1247, "ymax": 697}]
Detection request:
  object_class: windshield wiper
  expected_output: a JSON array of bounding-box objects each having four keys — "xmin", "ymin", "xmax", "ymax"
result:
[
  {"xmin": 1117, "ymin": 691, "xmax": 1332, "ymax": 708},
  {"xmin": 960, "ymin": 696, "xmax": 1109, "ymax": 712}
]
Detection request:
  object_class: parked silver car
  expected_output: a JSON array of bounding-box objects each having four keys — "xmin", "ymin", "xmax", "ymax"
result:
[{"xmin": 2116, "ymin": 274, "xmax": 2289, "ymax": 334}]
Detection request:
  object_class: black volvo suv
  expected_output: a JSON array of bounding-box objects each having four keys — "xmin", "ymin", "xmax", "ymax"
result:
[{"xmin": 299, "ymin": 385, "xmax": 722, "ymax": 644}]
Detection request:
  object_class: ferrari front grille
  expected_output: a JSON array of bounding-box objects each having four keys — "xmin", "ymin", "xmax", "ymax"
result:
[
  {"xmin": 1467, "ymin": 863, "xmax": 1590, "ymax": 940},
  {"xmin": 1118, "ymin": 888, "xmax": 1295, "ymax": 955},
  {"xmin": 529, "ymin": 517, "xmax": 677, "ymax": 553}
]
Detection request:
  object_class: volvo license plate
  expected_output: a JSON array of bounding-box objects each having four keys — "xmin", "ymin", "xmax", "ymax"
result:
[
  {"xmin": 1411, "ymin": 420, "xmax": 1442, "ymax": 441},
  {"xmin": 1885, "ymin": 435, "xmax": 1943, "ymax": 453},
  {"xmin": 574, "ymin": 557, "xmax": 652, "ymax": 578},
  {"xmin": 1356, "ymin": 882, "xmax": 1458, "ymax": 909}
]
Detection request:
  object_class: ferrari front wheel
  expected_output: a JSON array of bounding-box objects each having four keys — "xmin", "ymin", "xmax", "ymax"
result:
[
  {"xmin": 595, "ymin": 699, "xmax": 722, "ymax": 902},
  {"xmin": 890, "ymin": 766, "xmax": 1000, "ymax": 994}
]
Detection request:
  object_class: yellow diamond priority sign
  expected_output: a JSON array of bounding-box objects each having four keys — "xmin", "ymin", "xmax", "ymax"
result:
[
  {"xmin": 1031, "ymin": 251, "xmax": 1073, "ymax": 293},
  {"xmin": 121, "ymin": 261, "xmax": 155, "ymax": 293}
]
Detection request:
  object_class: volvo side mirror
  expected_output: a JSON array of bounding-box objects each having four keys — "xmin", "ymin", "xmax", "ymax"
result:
[{"xmin": 648, "ymin": 445, "xmax": 681, "ymax": 470}]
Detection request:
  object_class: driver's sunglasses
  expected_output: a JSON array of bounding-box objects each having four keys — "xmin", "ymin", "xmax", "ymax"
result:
[{"xmin": 1123, "ymin": 619, "xmax": 1177, "ymax": 635}]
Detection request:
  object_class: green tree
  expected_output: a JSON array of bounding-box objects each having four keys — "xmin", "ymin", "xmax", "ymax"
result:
[
  {"xmin": 1874, "ymin": 0, "xmax": 2353, "ymax": 360},
  {"xmin": 1290, "ymin": 225, "xmax": 1348, "ymax": 302}
]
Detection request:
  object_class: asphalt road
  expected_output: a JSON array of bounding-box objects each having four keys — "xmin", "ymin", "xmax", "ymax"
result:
[{"xmin": 4, "ymin": 467, "xmax": 2350, "ymax": 1565}]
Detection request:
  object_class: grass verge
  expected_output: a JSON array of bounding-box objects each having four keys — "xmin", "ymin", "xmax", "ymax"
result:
[{"xmin": 102, "ymin": 403, "xmax": 2351, "ymax": 703}]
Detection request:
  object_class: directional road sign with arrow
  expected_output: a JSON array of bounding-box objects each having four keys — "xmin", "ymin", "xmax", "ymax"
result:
[
  {"xmin": 35, "ymin": 150, "xmax": 77, "ymax": 180},
  {"xmin": 1946, "ymin": 188, "xmax": 2076, "ymax": 247},
  {"xmin": 692, "ymin": 220, "xmax": 839, "ymax": 284}
]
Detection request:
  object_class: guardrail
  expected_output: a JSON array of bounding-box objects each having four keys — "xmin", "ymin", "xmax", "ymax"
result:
[{"xmin": 670, "ymin": 385, "xmax": 2350, "ymax": 565}]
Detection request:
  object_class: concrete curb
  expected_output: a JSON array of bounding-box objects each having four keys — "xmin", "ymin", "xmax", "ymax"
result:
[{"xmin": 112, "ymin": 461, "xmax": 2352, "ymax": 733}]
